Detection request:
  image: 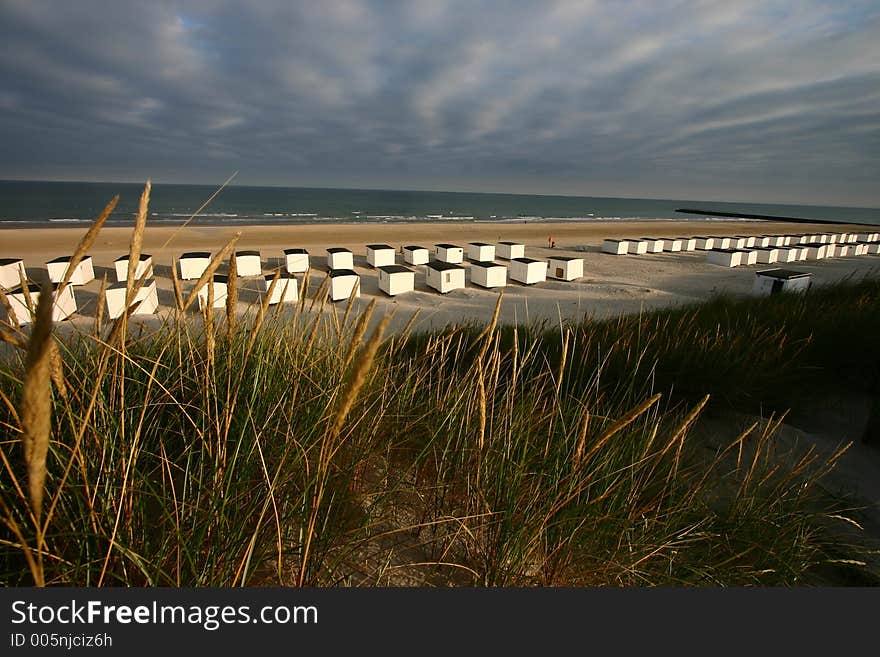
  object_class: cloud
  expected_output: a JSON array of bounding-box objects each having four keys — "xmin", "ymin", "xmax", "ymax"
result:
[{"xmin": 0, "ymin": 0, "xmax": 878, "ymax": 205}]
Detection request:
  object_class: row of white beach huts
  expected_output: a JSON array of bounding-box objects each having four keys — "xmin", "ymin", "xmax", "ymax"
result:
[
  {"xmin": 602, "ymin": 231, "xmax": 880, "ymax": 267},
  {"xmin": 0, "ymin": 241, "xmax": 585, "ymax": 325}
]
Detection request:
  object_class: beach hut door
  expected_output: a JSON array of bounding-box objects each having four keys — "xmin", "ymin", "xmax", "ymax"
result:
[
  {"xmin": 556, "ymin": 267, "xmax": 564, "ymax": 278},
  {"xmin": 445, "ymin": 273, "xmax": 451, "ymax": 283}
]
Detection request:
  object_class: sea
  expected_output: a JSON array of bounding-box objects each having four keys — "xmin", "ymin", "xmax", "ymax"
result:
[{"xmin": 1, "ymin": 180, "xmax": 878, "ymax": 228}]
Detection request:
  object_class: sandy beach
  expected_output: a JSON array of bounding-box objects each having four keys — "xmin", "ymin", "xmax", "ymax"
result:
[{"xmin": 2, "ymin": 220, "xmax": 879, "ymax": 334}]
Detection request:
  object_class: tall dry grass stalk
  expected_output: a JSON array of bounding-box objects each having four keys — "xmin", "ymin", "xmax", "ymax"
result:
[
  {"xmin": 18, "ymin": 280, "xmax": 55, "ymax": 586},
  {"xmin": 0, "ymin": 285, "xmax": 21, "ymax": 327},
  {"xmin": 125, "ymin": 181, "xmax": 150, "ymax": 308},
  {"xmin": 160, "ymin": 171, "xmax": 238, "ymax": 249},
  {"xmin": 226, "ymin": 254, "xmax": 238, "ymax": 340}
]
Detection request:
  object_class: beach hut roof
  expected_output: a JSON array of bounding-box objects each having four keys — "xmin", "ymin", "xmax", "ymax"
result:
[
  {"xmin": 12, "ymin": 282, "xmax": 64, "ymax": 293},
  {"xmin": 283, "ymin": 248, "xmax": 308, "ymax": 255},
  {"xmin": 403, "ymin": 245, "xmax": 425, "ymax": 251},
  {"xmin": 498, "ymin": 241, "xmax": 523, "ymax": 245},
  {"xmin": 265, "ymin": 273, "xmax": 295, "ymax": 281},
  {"xmin": 235, "ymin": 250, "xmax": 261, "ymax": 257},
  {"xmin": 756, "ymin": 269, "xmax": 810, "ymax": 280},
  {"xmin": 114, "ymin": 253, "xmax": 152, "ymax": 262},
  {"xmin": 549, "ymin": 256, "xmax": 579, "ymax": 261},
  {"xmin": 328, "ymin": 268, "xmax": 357, "ymax": 277},
  {"xmin": 47, "ymin": 255, "xmax": 74, "ymax": 264},
  {"xmin": 0, "ymin": 258, "xmax": 22, "ymax": 266},
  {"xmin": 181, "ymin": 251, "xmax": 211, "ymax": 259},
  {"xmin": 427, "ymin": 261, "xmax": 463, "ymax": 272},
  {"xmin": 512, "ymin": 257, "xmax": 541, "ymax": 264},
  {"xmin": 469, "ymin": 241, "xmax": 490, "ymax": 246},
  {"xmin": 366, "ymin": 243, "xmax": 393, "ymax": 250},
  {"xmin": 711, "ymin": 248, "xmax": 741, "ymax": 253},
  {"xmin": 327, "ymin": 247, "xmax": 351, "ymax": 254},
  {"xmin": 211, "ymin": 274, "xmax": 229, "ymax": 283},
  {"xmin": 435, "ymin": 243, "xmax": 459, "ymax": 249},
  {"xmin": 471, "ymin": 262, "xmax": 505, "ymax": 270},
  {"xmin": 378, "ymin": 265, "xmax": 411, "ymax": 274}
]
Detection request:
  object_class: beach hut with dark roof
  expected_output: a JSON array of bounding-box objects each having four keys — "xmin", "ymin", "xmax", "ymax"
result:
[
  {"xmin": 105, "ymin": 279, "xmax": 159, "ymax": 319},
  {"xmin": 234, "ymin": 250, "xmax": 262, "ymax": 276},
  {"xmin": 601, "ymin": 239, "xmax": 629, "ymax": 255},
  {"xmin": 694, "ymin": 237, "xmax": 715, "ymax": 250},
  {"xmin": 378, "ymin": 265, "xmax": 415, "ymax": 296},
  {"xmin": 470, "ymin": 262, "xmax": 507, "ymax": 289},
  {"xmin": 178, "ymin": 252, "xmax": 211, "ymax": 280},
  {"xmin": 426, "ymin": 261, "xmax": 465, "ymax": 293},
  {"xmin": 805, "ymin": 244, "xmax": 828, "ymax": 260},
  {"xmin": 283, "ymin": 248, "xmax": 309, "ymax": 273},
  {"xmin": 327, "ymin": 247, "xmax": 354, "ymax": 270},
  {"xmin": 114, "ymin": 253, "xmax": 153, "ymax": 283},
  {"xmin": 7, "ymin": 283, "xmax": 77, "ymax": 325},
  {"xmin": 706, "ymin": 249, "xmax": 742, "ymax": 267},
  {"xmin": 264, "ymin": 274, "xmax": 298, "ymax": 305},
  {"xmin": 197, "ymin": 275, "xmax": 228, "ymax": 309},
  {"xmin": 641, "ymin": 238, "xmax": 665, "ymax": 253},
  {"xmin": 510, "ymin": 257, "xmax": 548, "ymax": 285},
  {"xmin": 664, "ymin": 238, "xmax": 684, "ymax": 252},
  {"xmin": 434, "ymin": 244, "xmax": 464, "ymax": 263},
  {"xmin": 467, "ymin": 242, "xmax": 495, "ymax": 262},
  {"xmin": 47, "ymin": 255, "xmax": 94, "ymax": 285},
  {"xmin": 402, "ymin": 245, "xmax": 429, "ymax": 265},
  {"xmin": 327, "ymin": 269, "xmax": 360, "ymax": 301},
  {"xmin": 0, "ymin": 258, "xmax": 25, "ymax": 290},
  {"xmin": 548, "ymin": 256, "xmax": 583, "ymax": 281},
  {"xmin": 366, "ymin": 244, "xmax": 396, "ymax": 268},
  {"xmin": 497, "ymin": 241, "xmax": 525, "ymax": 260},
  {"xmin": 628, "ymin": 240, "xmax": 649, "ymax": 255},
  {"xmin": 753, "ymin": 269, "xmax": 811, "ymax": 296},
  {"xmin": 754, "ymin": 248, "xmax": 780, "ymax": 264}
]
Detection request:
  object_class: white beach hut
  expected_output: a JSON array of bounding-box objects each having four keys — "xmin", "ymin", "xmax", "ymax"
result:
[
  {"xmin": 805, "ymin": 244, "xmax": 827, "ymax": 260},
  {"xmin": 641, "ymin": 238, "xmax": 665, "ymax": 253},
  {"xmin": 740, "ymin": 250, "xmax": 758, "ymax": 266},
  {"xmin": 601, "ymin": 239, "xmax": 629, "ymax": 255},
  {"xmin": 497, "ymin": 241, "xmax": 526, "ymax": 260},
  {"xmin": 731, "ymin": 237, "xmax": 748, "ymax": 249},
  {"xmin": 467, "ymin": 242, "xmax": 496, "ymax": 262},
  {"xmin": 867, "ymin": 243, "xmax": 880, "ymax": 255},
  {"xmin": 327, "ymin": 269, "xmax": 360, "ymax": 301},
  {"xmin": 178, "ymin": 252, "xmax": 211, "ymax": 280},
  {"xmin": 327, "ymin": 248, "xmax": 354, "ymax": 270},
  {"xmin": 714, "ymin": 237, "xmax": 733, "ymax": 249},
  {"xmin": 509, "ymin": 257, "xmax": 548, "ymax": 285},
  {"xmin": 629, "ymin": 240, "xmax": 650, "ymax": 255},
  {"xmin": 377, "ymin": 265, "xmax": 415, "ymax": 296},
  {"xmin": 548, "ymin": 256, "xmax": 583, "ymax": 281},
  {"xmin": 706, "ymin": 249, "xmax": 742, "ymax": 268},
  {"xmin": 678, "ymin": 238, "xmax": 697, "ymax": 251},
  {"xmin": 283, "ymin": 248, "xmax": 309, "ymax": 273},
  {"xmin": 694, "ymin": 237, "xmax": 715, "ymax": 250},
  {"xmin": 114, "ymin": 254, "xmax": 153, "ymax": 283},
  {"xmin": 0, "ymin": 258, "xmax": 25, "ymax": 290},
  {"xmin": 234, "ymin": 251, "xmax": 262, "ymax": 276},
  {"xmin": 264, "ymin": 274, "xmax": 298, "ymax": 305},
  {"xmin": 755, "ymin": 248, "xmax": 780, "ymax": 264},
  {"xmin": 7, "ymin": 283, "xmax": 77, "ymax": 325},
  {"xmin": 435, "ymin": 244, "xmax": 464, "ymax": 264},
  {"xmin": 664, "ymin": 238, "xmax": 684, "ymax": 252},
  {"xmin": 470, "ymin": 262, "xmax": 507, "ymax": 289},
  {"xmin": 835, "ymin": 244, "xmax": 851, "ymax": 257},
  {"xmin": 403, "ymin": 245, "xmax": 430, "ymax": 265},
  {"xmin": 366, "ymin": 244, "xmax": 396, "ymax": 268},
  {"xmin": 776, "ymin": 247, "xmax": 799, "ymax": 263},
  {"xmin": 755, "ymin": 236, "xmax": 772, "ymax": 248},
  {"xmin": 426, "ymin": 261, "xmax": 465, "ymax": 293},
  {"xmin": 197, "ymin": 275, "xmax": 229, "ymax": 309},
  {"xmin": 752, "ymin": 269, "xmax": 811, "ymax": 296},
  {"xmin": 47, "ymin": 255, "xmax": 94, "ymax": 285},
  {"xmin": 104, "ymin": 279, "xmax": 159, "ymax": 320}
]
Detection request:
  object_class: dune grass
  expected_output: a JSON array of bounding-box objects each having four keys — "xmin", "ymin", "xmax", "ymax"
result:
[{"xmin": 1, "ymin": 187, "xmax": 877, "ymax": 586}]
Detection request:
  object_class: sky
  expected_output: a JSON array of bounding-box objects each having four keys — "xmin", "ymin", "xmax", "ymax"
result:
[{"xmin": 1, "ymin": 0, "xmax": 878, "ymax": 207}]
